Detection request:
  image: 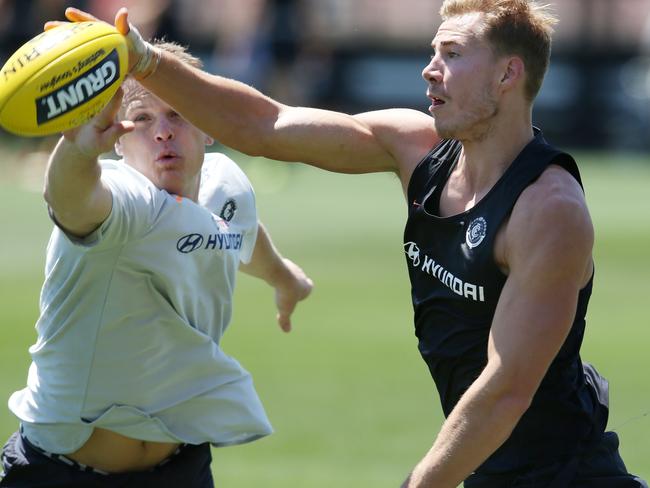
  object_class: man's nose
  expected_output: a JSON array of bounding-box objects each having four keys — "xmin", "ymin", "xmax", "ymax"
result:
[
  {"xmin": 422, "ymin": 56, "xmax": 442, "ymax": 84},
  {"xmin": 155, "ymin": 120, "xmax": 174, "ymax": 141}
]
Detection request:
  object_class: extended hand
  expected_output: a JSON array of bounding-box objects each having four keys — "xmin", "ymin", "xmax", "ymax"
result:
[
  {"xmin": 274, "ymin": 258, "xmax": 314, "ymax": 332},
  {"xmin": 44, "ymin": 7, "xmax": 157, "ymax": 78},
  {"xmin": 62, "ymin": 88, "xmax": 133, "ymax": 159}
]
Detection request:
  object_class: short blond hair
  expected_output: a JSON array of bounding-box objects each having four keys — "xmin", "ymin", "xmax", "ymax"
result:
[
  {"xmin": 440, "ymin": 0, "xmax": 557, "ymax": 101},
  {"xmin": 122, "ymin": 40, "xmax": 203, "ymax": 109}
]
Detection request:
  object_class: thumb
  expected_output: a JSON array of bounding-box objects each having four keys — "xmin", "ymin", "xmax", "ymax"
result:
[
  {"xmin": 115, "ymin": 7, "xmax": 130, "ymax": 35},
  {"xmin": 90, "ymin": 120, "xmax": 134, "ymax": 154},
  {"xmin": 107, "ymin": 120, "xmax": 134, "ymax": 138},
  {"xmin": 99, "ymin": 120, "xmax": 134, "ymax": 146}
]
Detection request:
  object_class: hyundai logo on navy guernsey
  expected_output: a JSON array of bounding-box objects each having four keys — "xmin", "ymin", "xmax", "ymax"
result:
[
  {"xmin": 404, "ymin": 242, "xmax": 421, "ymax": 267},
  {"xmin": 177, "ymin": 232, "xmax": 243, "ymax": 253},
  {"xmin": 404, "ymin": 241, "xmax": 486, "ymax": 302},
  {"xmin": 36, "ymin": 48, "xmax": 120, "ymax": 124}
]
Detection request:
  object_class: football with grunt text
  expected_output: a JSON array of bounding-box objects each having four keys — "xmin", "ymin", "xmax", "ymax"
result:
[{"xmin": 0, "ymin": 22, "xmax": 128, "ymax": 137}]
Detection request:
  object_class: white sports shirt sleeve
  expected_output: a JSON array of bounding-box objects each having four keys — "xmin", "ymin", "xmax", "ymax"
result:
[{"xmin": 199, "ymin": 153, "xmax": 258, "ymax": 263}]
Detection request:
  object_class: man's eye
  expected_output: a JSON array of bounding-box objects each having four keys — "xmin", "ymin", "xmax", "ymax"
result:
[{"xmin": 133, "ymin": 114, "xmax": 149, "ymax": 122}]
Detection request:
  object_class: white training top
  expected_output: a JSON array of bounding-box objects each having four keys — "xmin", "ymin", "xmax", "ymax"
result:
[{"xmin": 8, "ymin": 153, "xmax": 272, "ymax": 454}]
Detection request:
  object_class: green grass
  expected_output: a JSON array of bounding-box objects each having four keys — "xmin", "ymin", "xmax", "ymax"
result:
[{"xmin": 0, "ymin": 151, "xmax": 648, "ymax": 486}]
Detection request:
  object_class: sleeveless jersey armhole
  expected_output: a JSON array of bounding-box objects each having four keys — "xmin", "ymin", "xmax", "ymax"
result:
[
  {"xmin": 551, "ymin": 153, "xmax": 584, "ymax": 191},
  {"xmin": 406, "ymin": 142, "xmax": 447, "ymax": 203}
]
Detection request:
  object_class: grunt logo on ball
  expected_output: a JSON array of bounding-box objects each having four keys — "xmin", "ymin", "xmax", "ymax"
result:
[
  {"xmin": 35, "ymin": 48, "xmax": 120, "ymax": 124},
  {"xmin": 38, "ymin": 49, "xmax": 107, "ymax": 93}
]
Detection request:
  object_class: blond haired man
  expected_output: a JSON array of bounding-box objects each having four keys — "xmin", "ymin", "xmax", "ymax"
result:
[
  {"xmin": 50, "ymin": 2, "xmax": 647, "ymax": 487},
  {"xmin": 0, "ymin": 41, "xmax": 312, "ymax": 487}
]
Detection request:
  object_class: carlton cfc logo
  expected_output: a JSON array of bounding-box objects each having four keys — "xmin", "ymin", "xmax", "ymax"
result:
[
  {"xmin": 220, "ymin": 199, "xmax": 237, "ymax": 222},
  {"xmin": 465, "ymin": 217, "xmax": 487, "ymax": 249}
]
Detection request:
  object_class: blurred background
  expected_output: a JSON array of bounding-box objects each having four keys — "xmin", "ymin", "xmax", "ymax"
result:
[
  {"xmin": 0, "ymin": 1, "xmax": 649, "ymax": 487},
  {"xmin": 1, "ymin": 0, "xmax": 650, "ymax": 150}
]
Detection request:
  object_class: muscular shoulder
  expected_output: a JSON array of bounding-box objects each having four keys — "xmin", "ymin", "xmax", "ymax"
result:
[{"xmin": 502, "ymin": 165, "xmax": 594, "ymax": 281}]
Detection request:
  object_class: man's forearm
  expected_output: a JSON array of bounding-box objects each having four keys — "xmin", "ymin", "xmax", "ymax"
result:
[
  {"xmin": 239, "ymin": 223, "xmax": 287, "ymax": 286},
  {"xmin": 403, "ymin": 368, "xmax": 531, "ymax": 488},
  {"xmin": 141, "ymin": 51, "xmax": 280, "ymax": 158},
  {"xmin": 239, "ymin": 222, "xmax": 313, "ymax": 332},
  {"xmin": 44, "ymin": 137, "xmax": 108, "ymax": 231}
]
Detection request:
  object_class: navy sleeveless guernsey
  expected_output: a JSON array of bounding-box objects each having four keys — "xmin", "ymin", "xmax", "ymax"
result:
[{"xmin": 403, "ymin": 130, "xmax": 609, "ymax": 474}]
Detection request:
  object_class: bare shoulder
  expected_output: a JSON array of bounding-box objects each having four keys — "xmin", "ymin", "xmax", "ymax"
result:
[
  {"xmin": 517, "ymin": 165, "xmax": 592, "ymax": 232},
  {"xmin": 504, "ymin": 165, "xmax": 594, "ymax": 281},
  {"xmin": 354, "ymin": 108, "xmax": 440, "ymax": 188}
]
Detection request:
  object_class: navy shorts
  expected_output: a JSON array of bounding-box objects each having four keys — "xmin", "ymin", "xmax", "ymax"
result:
[
  {"xmin": 0, "ymin": 431, "xmax": 214, "ymax": 488},
  {"xmin": 464, "ymin": 432, "xmax": 647, "ymax": 488}
]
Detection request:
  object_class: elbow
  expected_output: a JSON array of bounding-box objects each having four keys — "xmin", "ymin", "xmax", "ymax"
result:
[
  {"xmin": 482, "ymin": 367, "xmax": 537, "ymax": 423},
  {"xmin": 494, "ymin": 391, "xmax": 533, "ymax": 423}
]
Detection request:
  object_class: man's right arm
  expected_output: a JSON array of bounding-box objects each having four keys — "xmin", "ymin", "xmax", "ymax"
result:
[
  {"xmin": 143, "ymin": 51, "xmax": 437, "ymax": 182},
  {"xmin": 57, "ymin": 8, "xmax": 437, "ymax": 183},
  {"xmin": 44, "ymin": 90, "xmax": 133, "ymax": 237}
]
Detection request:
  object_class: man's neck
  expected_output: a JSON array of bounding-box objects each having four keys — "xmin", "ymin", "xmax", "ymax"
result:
[{"xmin": 456, "ymin": 114, "xmax": 534, "ymax": 195}]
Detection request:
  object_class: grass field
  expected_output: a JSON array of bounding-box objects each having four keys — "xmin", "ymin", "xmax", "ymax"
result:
[{"xmin": 0, "ymin": 149, "xmax": 648, "ymax": 486}]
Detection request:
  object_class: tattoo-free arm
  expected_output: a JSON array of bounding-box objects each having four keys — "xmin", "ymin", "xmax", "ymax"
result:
[
  {"xmin": 239, "ymin": 222, "xmax": 314, "ymax": 332},
  {"xmin": 53, "ymin": 8, "xmax": 438, "ymax": 188},
  {"xmin": 142, "ymin": 52, "xmax": 437, "ymax": 178},
  {"xmin": 44, "ymin": 91, "xmax": 133, "ymax": 237}
]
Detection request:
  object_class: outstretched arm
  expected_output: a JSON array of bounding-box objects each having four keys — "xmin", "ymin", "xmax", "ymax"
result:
[
  {"xmin": 239, "ymin": 222, "xmax": 314, "ymax": 332},
  {"xmin": 141, "ymin": 58, "xmax": 433, "ymax": 177},
  {"xmin": 50, "ymin": 8, "xmax": 437, "ymax": 183},
  {"xmin": 401, "ymin": 168, "xmax": 594, "ymax": 487},
  {"xmin": 44, "ymin": 89, "xmax": 133, "ymax": 237}
]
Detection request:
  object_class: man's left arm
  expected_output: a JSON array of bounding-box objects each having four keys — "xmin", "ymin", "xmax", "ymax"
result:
[
  {"xmin": 402, "ymin": 169, "xmax": 594, "ymax": 487},
  {"xmin": 239, "ymin": 222, "xmax": 314, "ymax": 332}
]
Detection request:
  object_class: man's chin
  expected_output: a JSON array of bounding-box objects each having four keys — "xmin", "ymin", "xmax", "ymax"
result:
[
  {"xmin": 433, "ymin": 120, "xmax": 456, "ymax": 140},
  {"xmin": 154, "ymin": 175, "xmax": 184, "ymax": 196}
]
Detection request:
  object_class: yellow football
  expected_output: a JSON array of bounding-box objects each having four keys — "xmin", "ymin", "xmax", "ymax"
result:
[{"xmin": 0, "ymin": 22, "xmax": 128, "ymax": 137}]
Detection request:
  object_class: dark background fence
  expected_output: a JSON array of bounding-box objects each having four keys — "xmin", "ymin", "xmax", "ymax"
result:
[{"xmin": 1, "ymin": 0, "xmax": 649, "ymax": 152}]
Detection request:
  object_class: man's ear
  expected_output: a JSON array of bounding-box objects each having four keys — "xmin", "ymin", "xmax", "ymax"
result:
[
  {"xmin": 499, "ymin": 56, "xmax": 525, "ymax": 89},
  {"xmin": 204, "ymin": 134, "xmax": 214, "ymax": 146}
]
